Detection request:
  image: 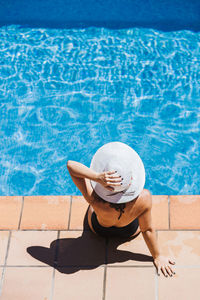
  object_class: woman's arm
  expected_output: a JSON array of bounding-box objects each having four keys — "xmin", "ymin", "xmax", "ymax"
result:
[
  {"xmin": 139, "ymin": 191, "xmax": 176, "ymax": 277},
  {"xmin": 67, "ymin": 160, "xmax": 99, "ymax": 181},
  {"xmin": 67, "ymin": 160, "xmax": 122, "ymax": 191},
  {"xmin": 67, "ymin": 160, "xmax": 96, "ymax": 203},
  {"xmin": 66, "ymin": 160, "xmax": 122, "ymax": 203},
  {"xmin": 141, "ymin": 224, "xmax": 176, "ymax": 277}
]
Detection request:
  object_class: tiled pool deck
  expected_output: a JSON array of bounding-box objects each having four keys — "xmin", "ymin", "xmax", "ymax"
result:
[{"xmin": 0, "ymin": 195, "xmax": 200, "ymax": 299}]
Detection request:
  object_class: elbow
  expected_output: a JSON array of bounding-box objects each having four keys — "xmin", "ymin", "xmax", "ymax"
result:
[
  {"xmin": 141, "ymin": 227, "xmax": 154, "ymax": 234},
  {"xmin": 67, "ymin": 160, "xmax": 73, "ymax": 170}
]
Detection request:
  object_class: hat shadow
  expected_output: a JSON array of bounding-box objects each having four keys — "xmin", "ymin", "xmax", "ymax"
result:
[{"xmin": 27, "ymin": 207, "xmax": 153, "ymax": 274}]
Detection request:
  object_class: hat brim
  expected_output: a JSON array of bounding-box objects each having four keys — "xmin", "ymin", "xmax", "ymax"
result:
[
  {"xmin": 90, "ymin": 142, "xmax": 145, "ymax": 204},
  {"xmin": 90, "ymin": 177, "xmax": 143, "ymax": 203}
]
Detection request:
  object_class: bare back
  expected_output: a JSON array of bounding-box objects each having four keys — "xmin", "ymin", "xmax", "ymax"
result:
[{"xmin": 89, "ymin": 189, "xmax": 147, "ymax": 227}]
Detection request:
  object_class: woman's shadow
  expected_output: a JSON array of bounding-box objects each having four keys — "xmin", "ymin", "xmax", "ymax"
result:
[{"xmin": 27, "ymin": 208, "xmax": 153, "ymax": 274}]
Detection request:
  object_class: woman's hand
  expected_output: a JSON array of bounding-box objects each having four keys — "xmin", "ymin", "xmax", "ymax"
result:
[
  {"xmin": 154, "ymin": 255, "xmax": 176, "ymax": 277},
  {"xmin": 96, "ymin": 170, "xmax": 122, "ymax": 191}
]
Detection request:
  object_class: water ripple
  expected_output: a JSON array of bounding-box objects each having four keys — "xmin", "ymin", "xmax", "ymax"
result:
[{"xmin": 0, "ymin": 25, "xmax": 200, "ymax": 195}]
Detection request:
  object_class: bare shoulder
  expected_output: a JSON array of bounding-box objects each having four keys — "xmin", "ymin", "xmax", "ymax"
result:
[
  {"xmin": 135, "ymin": 189, "xmax": 152, "ymax": 211},
  {"xmin": 136, "ymin": 189, "xmax": 153, "ymax": 232}
]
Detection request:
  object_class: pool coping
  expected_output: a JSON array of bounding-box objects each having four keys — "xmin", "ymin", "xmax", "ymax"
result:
[{"xmin": 0, "ymin": 195, "xmax": 199, "ymax": 230}]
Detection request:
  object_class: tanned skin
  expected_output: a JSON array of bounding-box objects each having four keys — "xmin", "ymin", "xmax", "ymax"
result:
[{"xmin": 67, "ymin": 160, "xmax": 176, "ymax": 277}]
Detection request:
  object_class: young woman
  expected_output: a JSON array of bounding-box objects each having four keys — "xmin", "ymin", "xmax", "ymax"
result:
[{"xmin": 67, "ymin": 142, "xmax": 175, "ymax": 277}]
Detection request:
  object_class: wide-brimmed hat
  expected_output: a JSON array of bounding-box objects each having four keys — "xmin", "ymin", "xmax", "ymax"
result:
[{"xmin": 90, "ymin": 142, "xmax": 145, "ymax": 204}]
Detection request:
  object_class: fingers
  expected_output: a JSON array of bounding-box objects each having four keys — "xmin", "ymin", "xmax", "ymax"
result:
[
  {"xmin": 167, "ymin": 265, "xmax": 176, "ymax": 276},
  {"xmin": 105, "ymin": 172, "xmax": 122, "ymax": 183},
  {"xmin": 105, "ymin": 174, "xmax": 122, "ymax": 186},
  {"xmin": 165, "ymin": 266, "xmax": 174, "ymax": 277},
  {"xmin": 156, "ymin": 267, "xmax": 161, "ymax": 276},
  {"xmin": 103, "ymin": 171, "xmax": 124, "ymax": 189},
  {"xmin": 106, "ymin": 182, "xmax": 122, "ymax": 187},
  {"xmin": 106, "ymin": 186, "xmax": 114, "ymax": 191},
  {"xmin": 107, "ymin": 178, "xmax": 122, "ymax": 183},
  {"xmin": 161, "ymin": 266, "xmax": 168, "ymax": 277},
  {"xmin": 106, "ymin": 171, "xmax": 121, "ymax": 179},
  {"xmin": 154, "ymin": 257, "xmax": 176, "ymax": 278},
  {"xmin": 160, "ymin": 265, "xmax": 175, "ymax": 277},
  {"xmin": 169, "ymin": 259, "xmax": 176, "ymax": 265},
  {"xmin": 106, "ymin": 170, "xmax": 116, "ymax": 175}
]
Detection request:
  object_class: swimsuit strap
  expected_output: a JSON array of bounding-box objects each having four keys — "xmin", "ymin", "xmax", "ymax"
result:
[{"xmin": 109, "ymin": 202, "xmax": 126, "ymax": 220}]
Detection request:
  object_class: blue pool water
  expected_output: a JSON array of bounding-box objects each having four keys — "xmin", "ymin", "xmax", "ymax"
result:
[{"xmin": 0, "ymin": 25, "xmax": 200, "ymax": 196}]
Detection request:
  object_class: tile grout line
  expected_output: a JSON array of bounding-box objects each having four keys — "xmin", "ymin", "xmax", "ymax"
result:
[
  {"xmin": 155, "ymin": 229, "xmax": 200, "ymax": 231},
  {"xmin": 67, "ymin": 196, "xmax": 72, "ymax": 230},
  {"xmin": 107, "ymin": 265, "xmax": 154, "ymax": 268},
  {"xmin": 50, "ymin": 230, "xmax": 60, "ymax": 300},
  {"xmin": 1, "ymin": 229, "xmax": 200, "ymax": 231},
  {"xmin": 54, "ymin": 230, "xmax": 60, "ymax": 267},
  {"xmin": 0, "ymin": 231, "xmax": 12, "ymax": 296},
  {"xmin": 2, "ymin": 265, "xmax": 55, "ymax": 268},
  {"xmin": 155, "ymin": 268, "xmax": 159, "ymax": 300},
  {"xmin": 2, "ymin": 264, "xmax": 200, "ymax": 268},
  {"xmin": 102, "ymin": 265, "xmax": 107, "ymax": 300},
  {"xmin": 168, "ymin": 195, "xmax": 170, "ymax": 230},
  {"xmin": 102, "ymin": 238, "xmax": 108, "ymax": 300},
  {"xmin": 18, "ymin": 196, "xmax": 25, "ymax": 230},
  {"xmin": 50, "ymin": 267, "xmax": 56, "ymax": 300}
]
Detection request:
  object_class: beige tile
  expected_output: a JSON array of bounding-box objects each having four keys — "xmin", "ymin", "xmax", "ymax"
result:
[
  {"xmin": 7, "ymin": 231, "xmax": 57, "ymax": 266},
  {"xmin": 152, "ymin": 195, "xmax": 169, "ymax": 229},
  {"xmin": 21, "ymin": 196, "xmax": 70, "ymax": 229},
  {"xmin": 170, "ymin": 195, "xmax": 200, "ymax": 229},
  {"xmin": 57, "ymin": 231, "xmax": 106, "ymax": 267},
  {"xmin": 105, "ymin": 267, "xmax": 155, "ymax": 300},
  {"xmin": 0, "ymin": 231, "xmax": 9, "ymax": 265},
  {"xmin": 53, "ymin": 267, "xmax": 104, "ymax": 300},
  {"xmin": 107, "ymin": 233, "xmax": 153, "ymax": 266},
  {"xmin": 0, "ymin": 196, "xmax": 22, "ymax": 229},
  {"xmin": 158, "ymin": 267, "xmax": 200, "ymax": 300},
  {"xmin": 0, "ymin": 266, "xmax": 3, "ymax": 282},
  {"xmin": 70, "ymin": 196, "xmax": 89, "ymax": 230},
  {"xmin": 157, "ymin": 231, "xmax": 200, "ymax": 265},
  {"xmin": 1, "ymin": 267, "xmax": 53, "ymax": 300}
]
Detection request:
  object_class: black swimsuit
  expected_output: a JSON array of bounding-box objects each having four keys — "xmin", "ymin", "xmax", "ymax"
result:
[{"xmin": 91, "ymin": 211, "xmax": 139, "ymax": 238}]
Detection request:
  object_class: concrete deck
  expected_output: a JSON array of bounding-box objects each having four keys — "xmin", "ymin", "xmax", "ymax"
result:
[{"xmin": 0, "ymin": 195, "xmax": 200, "ymax": 299}]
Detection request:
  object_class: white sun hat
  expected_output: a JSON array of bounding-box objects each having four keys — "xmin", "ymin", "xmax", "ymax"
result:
[{"xmin": 90, "ymin": 141, "xmax": 145, "ymax": 204}]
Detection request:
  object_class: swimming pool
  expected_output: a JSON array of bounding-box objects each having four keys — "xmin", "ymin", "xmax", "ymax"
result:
[{"xmin": 0, "ymin": 3, "xmax": 200, "ymax": 196}]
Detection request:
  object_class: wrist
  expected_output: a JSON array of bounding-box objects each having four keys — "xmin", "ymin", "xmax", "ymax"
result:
[
  {"xmin": 93, "ymin": 172, "xmax": 100, "ymax": 182},
  {"xmin": 153, "ymin": 253, "xmax": 161, "ymax": 260}
]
